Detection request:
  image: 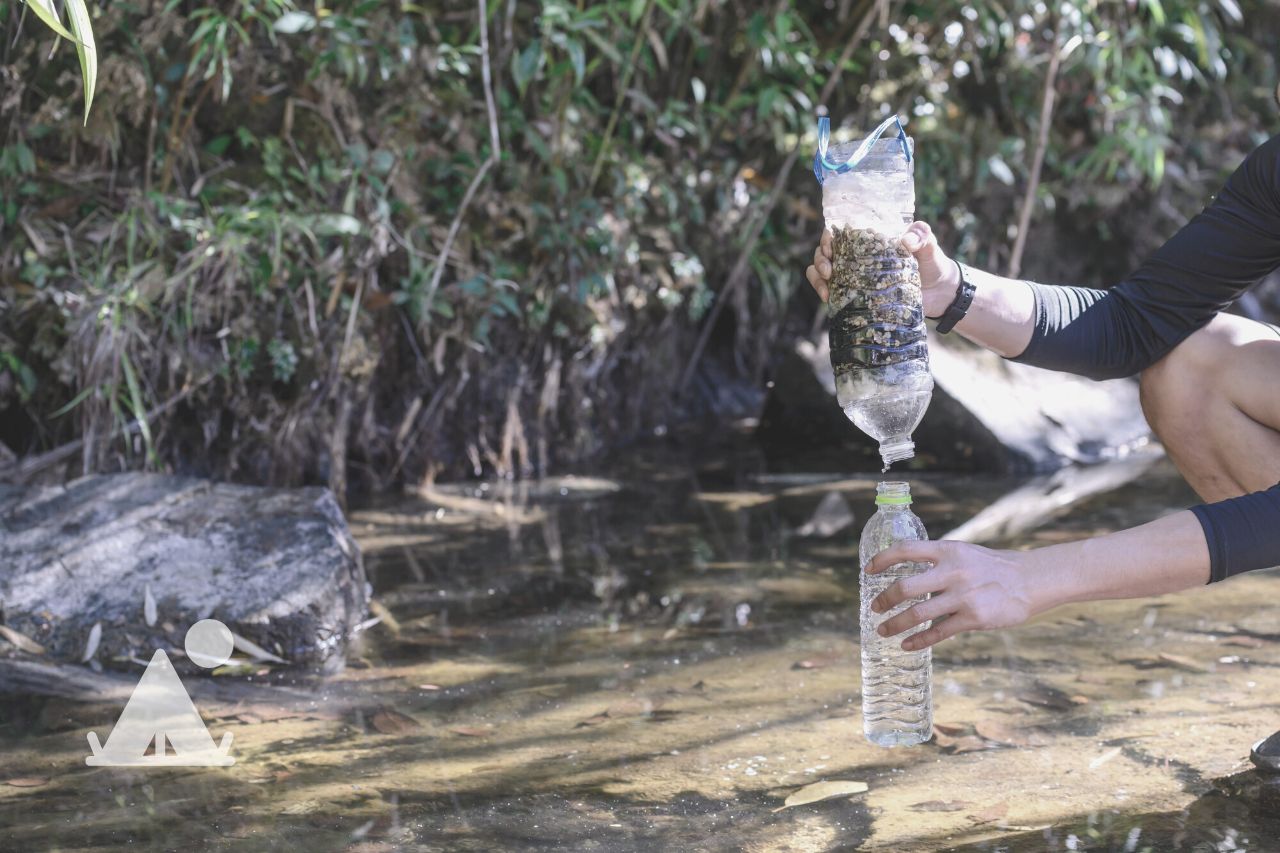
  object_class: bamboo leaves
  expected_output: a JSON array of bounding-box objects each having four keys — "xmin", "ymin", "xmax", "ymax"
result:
[
  {"xmin": 21, "ymin": 0, "xmax": 97, "ymax": 123},
  {"xmin": 65, "ymin": 0, "xmax": 98, "ymax": 123}
]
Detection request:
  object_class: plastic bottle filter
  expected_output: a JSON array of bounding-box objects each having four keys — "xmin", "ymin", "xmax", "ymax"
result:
[{"xmin": 814, "ymin": 115, "xmax": 933, "ymax": 469}]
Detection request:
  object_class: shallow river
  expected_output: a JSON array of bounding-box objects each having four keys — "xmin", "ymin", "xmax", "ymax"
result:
[{"xmin": 2, "ymin": 449, "xmax": 1280, "ymax": 851}]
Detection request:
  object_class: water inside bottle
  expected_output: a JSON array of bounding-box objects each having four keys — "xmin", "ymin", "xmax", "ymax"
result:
[{"xmin": 859, "ymin": 481, "xmax": 933, "ymax": 747}]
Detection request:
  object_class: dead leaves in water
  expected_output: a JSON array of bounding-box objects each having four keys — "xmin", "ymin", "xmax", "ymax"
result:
[
  {"xmin": 4, "ymin": 777, "xmax": 48, "ymax": 788},
  {"xmin": 1219, "ymin": 635, "xmax": 1265, "ymax": 649},
  {"xmin": 931, "ymin": 719, "xmax": 1046, "ymax": 752},
  {"xmin": 0, "ymin": 625, "xmax": 46, "ymax": 655},
  {"xmin": 1155, "ymin": 652, "xmax": 1210, "ymax": 673},
  {"xmin": 369, "ymin": 708, "xmax": 421, "ymax": 735},
  {"xmin": 772, "ymin": 780, "xmax": 868, "ymax": 812}
]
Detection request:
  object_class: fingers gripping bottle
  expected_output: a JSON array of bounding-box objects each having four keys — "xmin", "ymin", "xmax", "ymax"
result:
[
  {"xmin": 858, "ymin": 481, "xmax": 933, "ymax": 747},
  {"xmin": 814, "ymin": 115, "xmax": 933, "ymax": 469}
]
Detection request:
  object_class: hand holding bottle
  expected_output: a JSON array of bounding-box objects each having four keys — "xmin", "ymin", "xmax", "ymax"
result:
[
  {"xmin": 806, "ymin": 221, "xmax": 960, "ymax": 320},
  {"xmin": 864, "ymin": 540, "xmax": 1037, "ymax": 651}
]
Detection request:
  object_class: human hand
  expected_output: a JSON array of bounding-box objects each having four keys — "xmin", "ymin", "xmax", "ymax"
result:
[
  {"xmin": 866, "ymin": 540, "xmax": 1039, "ymax": 651},
  {"xmin": 804, "ymin": 221, "xmax": 960, "ymax": 319}
]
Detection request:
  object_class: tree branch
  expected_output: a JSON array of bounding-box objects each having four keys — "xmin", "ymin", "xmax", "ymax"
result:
[
  {"xmin": 1007, "ymin": 30, "xmax": 1062, "ymax": 280},
  {"xmin": 423, "ymin": 0, "xmax": 501, "ymax": 332},
  {"xmin": 679, "ymin": 0, "xmax": 879, "ymax": 393}
]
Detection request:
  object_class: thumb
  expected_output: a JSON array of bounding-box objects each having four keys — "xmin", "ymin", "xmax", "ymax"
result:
[{"xmin": 899, "ymin": 222, "xmax": 952, "ymax": 288}]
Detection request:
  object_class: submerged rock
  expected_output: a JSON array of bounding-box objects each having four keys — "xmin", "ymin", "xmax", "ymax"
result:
[
  {"xmin": 1252, "ymin": 732, "xmax": 1280, "ymax": 774},
  {"xmin": 0, "ymin": 474, "xmax": 368, "ymax": 672},
  {"xmin": 759, "ymin": 332, "xmax": 1150, "ymax": 473}
]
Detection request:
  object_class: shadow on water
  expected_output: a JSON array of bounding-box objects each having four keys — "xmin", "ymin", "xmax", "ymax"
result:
[{"xmin": 3, "ymin": 448, "xmax": 1280, "ymax": 850}]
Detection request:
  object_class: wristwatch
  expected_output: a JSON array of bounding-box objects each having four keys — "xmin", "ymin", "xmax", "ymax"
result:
[{"xmin": 934, "ymin": 261, "xmax": 975, "ymax": 334}]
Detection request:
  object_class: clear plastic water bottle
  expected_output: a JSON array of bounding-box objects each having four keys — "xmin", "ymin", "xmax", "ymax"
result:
[
  {"xmin": 858, "ymin": 480, "xmax": 932, "ymax": 747},
  {"xmin": 814, "ymin": 116, "xmax": 933, "ymax": 470}
]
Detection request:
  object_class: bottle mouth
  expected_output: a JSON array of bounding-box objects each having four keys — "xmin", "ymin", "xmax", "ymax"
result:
[
  {"xmin": 879, "ymin": 439, "xmax": 915, "ymax": 468},
  {"xmin": 875, "ymin": 479, "xmax": 912, "ymax": 506}
]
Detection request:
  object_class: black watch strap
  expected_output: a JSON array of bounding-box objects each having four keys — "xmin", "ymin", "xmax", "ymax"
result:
[{"xmin": 935, "ymin": 261, "xmax": 975, "ymax": 334}]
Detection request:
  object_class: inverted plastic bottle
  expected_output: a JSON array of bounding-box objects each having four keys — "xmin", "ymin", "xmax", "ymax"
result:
[
  {"xmin": 814, "ymin": 116, "xmax": 933, "ymax": 469},
  {"xmin": 858, "ymin": 480, "xmax": 933, "ymax": 747}
]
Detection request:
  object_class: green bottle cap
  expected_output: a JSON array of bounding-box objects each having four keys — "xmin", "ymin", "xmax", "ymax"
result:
[{"xmin": 874, "ymin": 481, "xmax": 912, "ymax": 506}]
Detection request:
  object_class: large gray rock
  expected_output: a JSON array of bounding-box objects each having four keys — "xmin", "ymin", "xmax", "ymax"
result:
[
  {"xmin": 759, "ymin": 331, "xmax": 1151, "ymax": 473},
  {"xmin": 0, "ymin": 474, "xmax": 367, "ymax": 672}
]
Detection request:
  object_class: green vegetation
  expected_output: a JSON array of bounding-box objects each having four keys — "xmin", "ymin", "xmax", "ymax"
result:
[
  {"xmin": 17, "ymin": 0, "xmax": 97, "ymax": 122},
  {"xmin": 0, "ymin": 0, "xmax": 1276, "ymax": 495}
]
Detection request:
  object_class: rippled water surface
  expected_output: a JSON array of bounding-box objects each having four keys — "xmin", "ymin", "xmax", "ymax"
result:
[{"xmin": 3, "ymin": 450, "xmax": 1280, "ymax": 851}]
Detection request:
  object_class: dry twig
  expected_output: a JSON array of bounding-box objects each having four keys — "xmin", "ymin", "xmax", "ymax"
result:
[
  {"xmin": 1007, "ymin": 25, "xmax": 1065, "ymax": 279},
  {"xmin": 423, "ymin": 0, "xmax": 502, "ymax": 333}
]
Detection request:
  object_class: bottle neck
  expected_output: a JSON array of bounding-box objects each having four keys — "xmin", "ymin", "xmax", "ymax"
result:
[{"xmin": 875, "ymin": 481, "xmax": 912, "ymax": 509}]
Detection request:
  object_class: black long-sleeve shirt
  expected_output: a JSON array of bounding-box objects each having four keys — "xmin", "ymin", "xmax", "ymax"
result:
[{"xmin": 1008, "ymin": 134, "xmax": 1280, "ymax": 582}]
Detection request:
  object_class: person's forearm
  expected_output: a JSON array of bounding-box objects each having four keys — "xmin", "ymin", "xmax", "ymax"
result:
[
  {"xmin": 927, "ymin": 262, "xmax": 1037, "ymax": 358},
  {"xmin": 1023, "ymin": 510, "xmax": 1211, "ymax": 613}
]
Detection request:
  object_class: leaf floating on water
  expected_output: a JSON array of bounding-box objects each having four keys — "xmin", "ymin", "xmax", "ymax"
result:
[
  {"xmin": 370, "ymin": 708, "xmax": 421, "ymax": 734},
  {"xmin": 144, "ymin": 583, "xmax": 157, "ymax": 627},
  {"xmin": 773, "ymin": 780, "xmax": 868, "ymax": 812},
  {"xmin": 448, "ymin": 725, "xmax": 492, "ymax": 737},
  {"xmin": 1157, "ymin": 652, "xmax": 1210, "ymax": 673},
  {"xmin": 910, "ymin": 799, "xmax": 971, "ymax": 812},
  {"xmin": 1220, "ymin": 636, "xmax": 1265, "ymax": 649},
  {"xmin": 933, "ymin": 722, "xmax": 969, "ymax": 737},
  {"xmin": 81, "ymin": 621, "xmax": 102, "ymax": 663},
  {"xmin": 576, "ymin": 711, "xmax": 611, "ymax": 728},
  {"xmin": 0, "ymin": 625, "xmax": 46, "ymax": 655},
  {"xmin": 4, "ymin": 777, "xmax": 48, "ymax": 788},
  {"xmin": 230, "ymin": 631, "xmax": 288, "ymax": 664}
]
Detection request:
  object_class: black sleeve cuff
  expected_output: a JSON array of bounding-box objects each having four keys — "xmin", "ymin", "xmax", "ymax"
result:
[{"xmin": 1190, "ymin": 482, "xmax": 1280, "ymax": 584}]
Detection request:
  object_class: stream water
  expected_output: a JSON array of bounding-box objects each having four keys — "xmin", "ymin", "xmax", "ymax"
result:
[{"xmin": 2, "ymin": 449, "xmax": 1280, "ymax": 851}]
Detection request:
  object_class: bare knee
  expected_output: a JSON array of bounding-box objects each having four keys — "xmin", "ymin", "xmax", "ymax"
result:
[
  {"xmin": 1141, "ymin": 314, "xmax": 1269, "ymax": 431},
  {"xmin": 1139, "ymin": 318, "xmax": 1231, "ymax": 440},
  {"xmin": 1139, "ymin": 313, "xmax": 1280, "ymax": 501}
]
